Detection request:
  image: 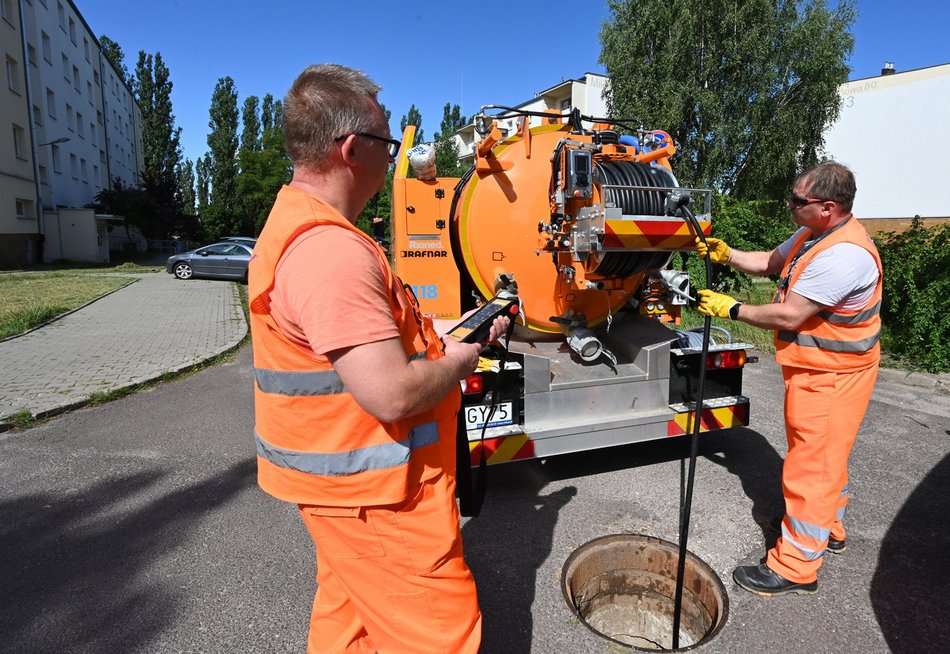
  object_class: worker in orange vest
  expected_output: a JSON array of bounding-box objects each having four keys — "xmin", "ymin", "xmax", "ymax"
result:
[
  {"xmin": 696, "ymin": 161, "xmax": 882, "ymax": 596},
  {"xmin": 248, "ymin": 64, "xmax": 508, "ymax": 652}
]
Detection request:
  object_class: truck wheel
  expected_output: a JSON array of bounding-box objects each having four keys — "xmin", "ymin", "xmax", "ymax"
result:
[{"xmin": 174, "ymin": 262, "xmax": 193, "ymax": 280}]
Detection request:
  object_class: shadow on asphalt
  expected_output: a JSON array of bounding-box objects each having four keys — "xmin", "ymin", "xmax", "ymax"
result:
[
  {"xmin": 871, "ymin": 452, "xmax": 950, "ymax": 653},
  {"xmin": 461, "ymin": 428, "xmax": 783, "ymax": 653},
  {"xmin": 0, "ymin": 459, "xmax": 256, "ymax": 652},
  {"xmin": 462, "ymin": 461, "xmax": 577, "ymax": 654}
]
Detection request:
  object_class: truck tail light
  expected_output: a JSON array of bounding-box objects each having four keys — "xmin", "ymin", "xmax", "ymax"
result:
[
  {"xmin": 706, "ymin": 349, "xmax": 747, "ymax": 369},
  {"xmin": 462, "ymin": 374, "xmax": 484, "ymax": 395}
]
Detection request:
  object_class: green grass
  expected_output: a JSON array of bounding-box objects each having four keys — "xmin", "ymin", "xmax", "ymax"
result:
[
  {"xmin": 0, "ymin": 269, "xmax": 136, "ymax": 339},
  {"xmin": 679, "ymin": 277, "xmax": 777, "ymax": 353}
]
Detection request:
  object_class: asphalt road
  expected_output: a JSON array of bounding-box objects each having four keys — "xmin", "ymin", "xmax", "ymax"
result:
[{"xmin": 1, "ymin": 345, "xmax": 947, "ymax": 653}]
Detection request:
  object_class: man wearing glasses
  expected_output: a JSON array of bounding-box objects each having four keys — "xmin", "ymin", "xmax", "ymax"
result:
[
  {"xmin": 695, "ymin": 162, "xmax": 882, "ymax": 597},
  {"xmin": 248, "ymin": 64, "xmax": 504, "ymax": 653}
]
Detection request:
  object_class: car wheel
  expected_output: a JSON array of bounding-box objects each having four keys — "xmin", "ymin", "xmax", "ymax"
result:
[{"xmin": 174, "ymin": 262, "xmax": 193, "ymax": 280}]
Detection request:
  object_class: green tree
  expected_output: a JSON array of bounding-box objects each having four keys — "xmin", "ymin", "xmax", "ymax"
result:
[
  {"xmin": 600, "ymin": 0, "xmax": 856, "ymax": 198},
  {"xmin": 236, "ymin": 94, "xmax": 290, "ymax": 234},
  {"xmin": 177, "ymin": 158, "xmax": 196, "ymax": 216},
  {"xmin": 400, "ymin": 105, "xmax": 424, "ymax": 146},
  {"xmin": 205, "ymin": 77, "xmax": 240, "ymax": 239},
  {"xmin": 99, "ymin": 35, "xmax": 131, "ymax": 87},
  {"xmin": 133, "ymin": 51, "xmax": 182, "ymax": 219},
  {"xmin": 356, "ymin": 103, "xmax": 394, "ymax": 241},
  {"xmin": 195, "ymin": 154, "xmax": 210, "ymax": 218},
  {"xmin": 434, "ymin": 102, "xmax": 468, "ymax": 178}
]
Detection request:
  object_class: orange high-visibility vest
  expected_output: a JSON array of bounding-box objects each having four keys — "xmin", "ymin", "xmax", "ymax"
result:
[
  {"xmin": 248, "ymin": 186, "xmax": 460, "ymax": 506},
  {"xmin": 774, "ymin": 217, "xmax": 883, "ymax": 372}
]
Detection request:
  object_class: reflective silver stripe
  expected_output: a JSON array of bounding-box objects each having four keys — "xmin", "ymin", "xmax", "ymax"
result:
[
  {"xmin": 775, "ymin": 326, "xmax": 881, "ymax": 352},
  {"xmin": 817, "ymin": 300, "xmax": 882, "ymax": 325},
  {"xmin": 255, "ymin": 368, "xmax": 344, "ymax": 396},
  {"xmin": 787, "ymin": 515, "xmax": 831, "ymax": 542},
  {"xmin": 256, "ymin": 349, "xmax": 426, "ymax": 396},
  {"xmin": 255, "ymin": 420, "xmax": 440, "ymax": 477},
  {"xmin": 781, "ymin": 526, "xmax": 826, "ymax": 561},
  {"xmin": 836, "ymin": 506, "xmax": 847, "ymax": 520}
]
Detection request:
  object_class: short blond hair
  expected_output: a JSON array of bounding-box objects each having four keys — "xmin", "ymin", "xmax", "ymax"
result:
[{"xmin": 283, "ymin": 64, "xmax": 381, "ymax": 169}]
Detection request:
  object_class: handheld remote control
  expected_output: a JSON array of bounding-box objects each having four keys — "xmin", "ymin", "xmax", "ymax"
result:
[{"xmin": 445, "ymin": 296, "xmax": 519, "ymax": 343}]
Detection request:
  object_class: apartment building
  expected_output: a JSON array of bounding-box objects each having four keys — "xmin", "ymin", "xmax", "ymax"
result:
[
  {"xmin": 454, "ymin": 72, "xmax": 609, "ymax": 164},
  {"xmin": 1, "ymin": 0, "xmax": 142, "ymax": 267}
]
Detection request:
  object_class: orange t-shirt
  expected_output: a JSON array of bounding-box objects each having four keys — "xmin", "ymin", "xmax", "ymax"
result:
[{"xmin": 269, "ymin": 225, "xmax": 400, "ymax": 356}]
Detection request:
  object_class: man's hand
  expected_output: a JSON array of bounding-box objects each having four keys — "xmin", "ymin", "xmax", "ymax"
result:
[
  {"xmin": 697, "ymin": 289, "xmax": 739, "ymax": 319},
  {"xmin": 440, "ymin": 337, "xmax": 482, "ymax": 380},
  {"xmin": 487, "ymin": 315, "xmax": 511, "ymax": 343},
  {"xmin": 695, "ymin": 237, "xmax": 731, "ymax": 264}
]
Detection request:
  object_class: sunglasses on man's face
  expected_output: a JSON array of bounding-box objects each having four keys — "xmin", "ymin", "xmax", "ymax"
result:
[{"xmin": 789, "ymin": 193, "xmax": 828, "ymax": 208}]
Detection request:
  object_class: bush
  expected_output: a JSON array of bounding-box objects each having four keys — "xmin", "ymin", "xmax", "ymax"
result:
[
  {"xmin": 875, "ymin": 218, "xmax": 950, "ymax": 373},
  {"xmin": 681, "ymin": 194, "xmax": 795, "ymax": 293}
]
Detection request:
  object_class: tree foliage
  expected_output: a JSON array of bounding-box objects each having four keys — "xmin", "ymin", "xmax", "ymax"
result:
[
  {"xmin": 875, "ymin": 219, "xmax": 950, "ymax": 373},
  {"xmin": 177, "ymin": 158, "xmax": 196, "ymax": 216},
  {"xmin": 134, "ymin": 51, "xmax": 182, "ymax": 217},
  {"xmin": 600, "ymin": 0, "xmax": 856, "ymax": 198},
  {"xmin": 237, "ymin": 94, "xmax": 291, "ymax": 234},
  {"xmin": 99, "ymin": 35, "xmax": 131, "ymax": 87},
  {"xmin": 400, "ymin": 105, "xmax": 424, "ymax": 145},
  {"xmin": 434, "ymin": 103, "xmax": 468, "ymax": 178},
  {"xmin": 204, "ymin": 77, "xmax": 240, "ymax": 239},
  {"xmin": 195, "ymin": 154, "xmax": 210, "ymax": 217}
]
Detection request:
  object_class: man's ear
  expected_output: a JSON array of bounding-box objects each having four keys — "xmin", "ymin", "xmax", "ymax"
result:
[{"xmin": 338, "ymin": 134, "xmax": 359, "ymax": 166}]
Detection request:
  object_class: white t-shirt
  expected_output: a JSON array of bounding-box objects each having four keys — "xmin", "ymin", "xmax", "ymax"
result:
[{"xmin": 776, "ymin": 227, "xmax": 879, "ymax": 311}]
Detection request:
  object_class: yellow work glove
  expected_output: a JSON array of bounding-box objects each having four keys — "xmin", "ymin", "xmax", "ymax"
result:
[
  {"xmin": 697, "ymin": 289, "xmax": 740, "ymax": 319},
  {"xmin": 695, "ymin": 237, "xmax": 731, "ymax": 264}
]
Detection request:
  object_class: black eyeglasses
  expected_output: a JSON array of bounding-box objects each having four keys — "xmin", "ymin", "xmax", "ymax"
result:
[
  {"xmin": 335, "ymin": 132, "xmax": 402, "ymax": 157},
  {"xmin": 789, "ymin": 193, "xmax": 828, "ymax": 208}
]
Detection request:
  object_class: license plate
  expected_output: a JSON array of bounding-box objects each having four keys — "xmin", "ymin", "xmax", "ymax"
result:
[{"xmin": 465, "ymin": 402, "xmax": 514, "ymax": 430}]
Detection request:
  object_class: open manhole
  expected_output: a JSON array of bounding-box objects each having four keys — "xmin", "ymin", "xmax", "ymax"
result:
[{"xmin": 562, "ymin": 534, "xmax": 728, "ymax": 651}]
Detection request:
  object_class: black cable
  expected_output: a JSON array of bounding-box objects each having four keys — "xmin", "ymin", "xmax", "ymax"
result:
[{"xmin": 671, "ymin": 205, "xmax": 714, "ymax": 649}]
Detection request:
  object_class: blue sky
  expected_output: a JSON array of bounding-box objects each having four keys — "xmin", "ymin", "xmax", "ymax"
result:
[{"xmin": 78, "ymin": 0, "xmax": 948, "ymax": 167}]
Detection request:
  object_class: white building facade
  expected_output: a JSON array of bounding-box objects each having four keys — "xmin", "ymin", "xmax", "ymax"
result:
[
  {"xmin": 822, "ymin": 62, "xmax": 950, "ymax": 229},
  {"xmin": 1, "ymin": 0, "xmax": 142, "ymax": 267}
]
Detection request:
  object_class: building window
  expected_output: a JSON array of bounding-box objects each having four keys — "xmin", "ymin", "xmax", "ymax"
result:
[
  {"xmin": 39, "ymin": 164, "xmax": 48, "ymax": 184},
  {"xmin": 87, "ymin": 81, "xmax": 93, "ymax": 104},
  {"xmin": 41, "ymin": 32, "xmax": 51, "ymax": 62},
  {"xmin": 61, "ymin": 53, "xmax": 69, "ymax": 80},
  {"xmin": 1, "ymin": 0, "xmax": 14, "ymax": 25},
  {"xmin": 66, "ymin": 103, "xmax": 73, "ymax": 130},
  {"xmin": 83, "ymin": 37, "xmax": 90, "ymax": 62},
  {"xmin": 80, "ymin": 157, "xmax": 87, "ymax": 182},
  {"xmin": 13, "ymin": 124, "xmax": 26, "ymax": 159},
  {"xmin": 73, "ymin": 65, "xmax": 80, "ymax": 91},
  {"xmin": 89, "ymin": 121, "xmax": 95, "ymax": 144},
  {"xmin": 5, "ymin": 55, "xmax": 19, "ymax": 94},
  {"xmin": 51, "ymin": 144, "xmax": 61, "ymax": 172},
  {"xmin": 28, "ymin": 44, "xmax": 37, "ymax": 67},
  {"xmin": 93, "ymin": 69, "xmax": 99, "ymax": 85},
  {"xmin": 46, "ymin": 88, "xmax": 56, "ymax": 118},
  {"xmin": 68, "ymin": 17, "xmax": 76, "ymax": 44},
  {"xmin": 33, "ymin": 104, "xmax": 42, "ymax": 126},
  {"xmin": 93, "ymin": 163, "xmax": 99, "ymax": 185},
  {"xmin": 57, "ymin": 2, "xmax": 65, "ymax": 31},
  {"xmin": 76, "ymin": 111, "xmax": 83, "ymax": 137},
  {"xmin": 70, "ymin": 153, "xmax": 78, "ymax": 178},
  {"xmin": 16, "ymin": 199, "xmax": 35, "ymax": 221},
  {"xmin": 560, "ymin": 98, "xmax": 571, "ymax": 110},
  {"xmin": 96, "ymin": 109, "xmax": 102, "ymax": 124}
]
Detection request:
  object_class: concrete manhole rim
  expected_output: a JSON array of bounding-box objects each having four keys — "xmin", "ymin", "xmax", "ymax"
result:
[{"xmin": 561, "ymin": 533, "xmax": 730, "ymax": 652}]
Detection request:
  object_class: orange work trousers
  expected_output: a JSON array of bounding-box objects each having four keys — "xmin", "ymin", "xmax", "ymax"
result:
[
  {"xmin": 766, "ymin": 363, "xmax": 878, "ymax": 583},
  {"xmin": 298, "ymin": 471, "xmax": 481, "ymax": 654}
]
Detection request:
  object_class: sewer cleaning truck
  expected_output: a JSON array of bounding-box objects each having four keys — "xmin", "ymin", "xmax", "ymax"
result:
[{"xmin": 392, "ymin": 109, "xmax": 751, "ymax": 466}]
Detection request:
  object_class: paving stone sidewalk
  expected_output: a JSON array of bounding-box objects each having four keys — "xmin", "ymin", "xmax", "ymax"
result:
[{"xmin": 0, "ymin": 273, "xmax": 247, "ymax": 426}]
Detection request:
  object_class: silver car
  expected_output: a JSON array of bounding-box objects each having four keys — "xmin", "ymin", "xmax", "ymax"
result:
[{"xmin": 166, "ymin": 241, "xmax": 253, "ymax": 281}]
